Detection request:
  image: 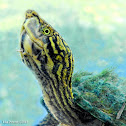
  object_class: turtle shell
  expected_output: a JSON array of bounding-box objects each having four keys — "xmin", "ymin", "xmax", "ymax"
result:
[{"xmin": 72, "ymin": 69, "xmax": 126, "ymax": 126}]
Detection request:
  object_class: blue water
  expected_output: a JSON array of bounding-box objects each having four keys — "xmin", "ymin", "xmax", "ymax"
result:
[{"xmin": 0, "ymin": 2, "xmax": 126, "ymax": 125}]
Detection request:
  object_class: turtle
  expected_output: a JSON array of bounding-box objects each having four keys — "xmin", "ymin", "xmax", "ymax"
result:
[{"xmin": 19, "ymin": 10, "xmax": 126, "ymax": 126}]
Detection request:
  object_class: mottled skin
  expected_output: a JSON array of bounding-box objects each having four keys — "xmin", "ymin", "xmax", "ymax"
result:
[{"xmin": 19, "ymin": 10, "xmax": 104, "ymax": 126}]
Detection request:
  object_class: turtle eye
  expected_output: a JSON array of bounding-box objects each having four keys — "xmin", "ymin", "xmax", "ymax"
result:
[
  {"xmin": 43, "ymin": 28, "xmax": 50, "ymax": 35},
  {"xmin": 40, "ymin": 27, "xmax": 51, "ymax": 35}
]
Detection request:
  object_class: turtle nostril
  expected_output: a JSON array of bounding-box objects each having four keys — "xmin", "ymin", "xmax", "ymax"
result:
[
  {"xmin": 26, "ymin": 10, "xmax": 33, "ymax": 14},
  {"xmin": 25, "ymin": 10, "xmax": 35, "ymax": 19}
]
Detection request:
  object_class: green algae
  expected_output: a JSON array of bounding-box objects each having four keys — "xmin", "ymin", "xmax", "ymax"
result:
[{"xmin": 72, "ymin": 69, "xmax": 126, "ymax": 125}]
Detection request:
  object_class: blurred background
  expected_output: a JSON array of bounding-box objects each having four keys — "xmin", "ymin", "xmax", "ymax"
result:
[{"xmin": 0, "ymin": 0, "xmax": 126, "ymax": 125}]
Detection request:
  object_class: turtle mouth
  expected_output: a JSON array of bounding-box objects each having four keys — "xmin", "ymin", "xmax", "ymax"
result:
[
  {"xmin": 20, "ymin": 18, "xmax": 43, "ymax": 58},
  {"xmin": 21, "ymin": 17, "xmax": 44, "ymax": 49}
]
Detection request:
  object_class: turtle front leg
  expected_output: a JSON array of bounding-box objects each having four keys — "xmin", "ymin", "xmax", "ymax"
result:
[{"xmin": 37, "ymin": 113, "xmax": 59, "ymax": 126}]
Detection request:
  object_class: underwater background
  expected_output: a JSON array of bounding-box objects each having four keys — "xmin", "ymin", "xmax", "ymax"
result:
[{"xmin": 0, "ymin": 0, "xmax": 126, "ymax": 126}]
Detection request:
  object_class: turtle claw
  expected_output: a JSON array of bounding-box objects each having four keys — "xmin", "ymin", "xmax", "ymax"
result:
[
  {"xmin": 116, "ymin": 102, "xmax": 126, "ymax": 119},
  {"xmin": 16, "ymin": 49, "xmax": 23, "ymax": 52}
]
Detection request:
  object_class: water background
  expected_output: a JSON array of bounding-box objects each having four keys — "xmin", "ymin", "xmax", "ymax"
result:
[{"xmin": 0, "ymin": 0, "xmax": 126, "ymax": 125}]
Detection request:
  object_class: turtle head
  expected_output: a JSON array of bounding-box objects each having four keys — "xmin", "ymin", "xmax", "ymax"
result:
[
  {"xmin": 20, "ymin": 10, "xmax": 59, "ymax": 67},
  {"xmin": 20, "ymin": 10, "xmax": 56, "ymax": 52},
  {"xmin": 19, "ymin": 10, "xmax": 74, "ymax": 91}
]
